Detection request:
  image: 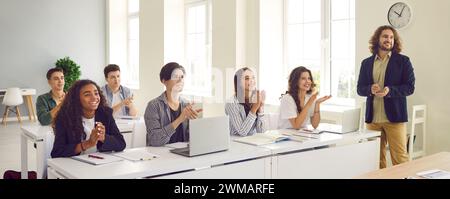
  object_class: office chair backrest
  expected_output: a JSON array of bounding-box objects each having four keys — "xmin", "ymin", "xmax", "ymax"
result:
[{"xmin": 265, "ymin": 113, "xmax": 279, "ymax": 130}]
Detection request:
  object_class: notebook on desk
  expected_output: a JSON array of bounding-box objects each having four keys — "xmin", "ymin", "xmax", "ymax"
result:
[
  {"xmin": 113, "ymin": 148, "xmax": 159, "ymax": 162},
  {"xmin": 281, "ymin": 129, "xmax": 320, "ymax": 139},
  {"xmin": 234, "ymin": 130, "xmax": 290, "ymax": 146},
  {"xmin": 417, "ymin": 169, "xmax": 450, "ymax": 179},
  {"xmin": 72, "ymin": 153, "xmax": 123, "ymax": 165}
]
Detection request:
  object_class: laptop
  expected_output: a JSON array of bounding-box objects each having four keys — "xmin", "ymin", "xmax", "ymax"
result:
[
  {"xmin": 170, "ymin": 116, "xmax": 230, "ymax": 157},
  {"xmin": 319, "ymin": 108, "xmax": 361, "ymax": 134}
]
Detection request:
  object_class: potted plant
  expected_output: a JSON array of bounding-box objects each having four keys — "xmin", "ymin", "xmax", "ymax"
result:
[{"xmin": 55, "ymin": 57, "xmax": 81, "ymax": 91}]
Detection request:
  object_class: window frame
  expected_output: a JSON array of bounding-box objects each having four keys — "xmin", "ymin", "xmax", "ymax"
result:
[
  {"xmin": 125, "ymin": 0, "xmax": 140, "ymax": 89},
  {"xmin": 183, "ymin": 0, "xmax": 212, "ymax": 97},
  {"xmin": 283, "ymin": 0, "xmax": 355, "ymax": 106}
]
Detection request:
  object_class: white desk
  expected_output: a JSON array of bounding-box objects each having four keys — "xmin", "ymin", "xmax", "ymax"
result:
[
  {"xmin": 0, "ymin": 88, "xmax": 37, "ymax": 122},
  {"xmin": 20, "ymin": 124, "xmax": 53, "ymax": 179},
  {"xmin": 263, "ymin": 129, "xmax": 380, "ymax": 178},
  {"xmin": 47, "ymin": 142, "xmax": 272, "ymax": 179},
  {"xmin": 47, "ymin": 130, "xmax": 381, "ymax": 179},
  {"xmin": 20, "ymin": 120, "xmax": 143, "ymax": 179}
]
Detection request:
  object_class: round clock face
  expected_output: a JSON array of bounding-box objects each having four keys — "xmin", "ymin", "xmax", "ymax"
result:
[{"xmin": 388, "ymin": 2, "xmax": 412, "ymax": 29}]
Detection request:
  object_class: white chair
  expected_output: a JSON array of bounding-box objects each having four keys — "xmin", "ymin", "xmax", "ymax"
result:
[
  {"xmin": 359, "ymin": 101, "xmax": 366, "ymax": 130},
  {"xmin": 2, "ymin": 87, "xmax": 24, "ymax": 126},
  {"xmin": 408, "ymin": 105, "xmax": 427, "ymax": 161},
  {"xmin": 264, "ymin": 113, "xmax": 280, "ymax": 130},
  {"xmin": 132, "ymin": 117, "xmax": 147, "ymax": 148}
]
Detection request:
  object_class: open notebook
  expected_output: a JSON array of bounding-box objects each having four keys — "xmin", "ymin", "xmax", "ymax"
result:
[
  {"xmin": 281, "ymin": 129, "xmax": 321, "ymax": 139},
  {"xmin": 72, "ymin": 153, "xmax": 123, "ymax": 165},
  {"xmin": 112, "ymin": 148, "xmax": 159, "ymax": 161},
  {"xmin": 234, "ymin": 130, "xmax": 290, "ymax": 146}
]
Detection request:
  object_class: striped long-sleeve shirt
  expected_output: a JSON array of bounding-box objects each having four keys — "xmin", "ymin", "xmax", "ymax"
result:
[{"xmin": 225, "ymin": 97, "xmax": 266, "ymax": 136}]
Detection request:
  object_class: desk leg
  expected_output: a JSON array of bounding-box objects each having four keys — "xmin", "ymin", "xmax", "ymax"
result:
[
  {"xmin": 21, "ymin": 133, "xmax": 28, "ymax": 179},
  {"xmin": 36, "ymin": 141, "xmax": 46, "ymax": 179},
  {"xmin": 30, "ymin": 97, "xmax": 36, "ymax": 122},
  {"xmin": 24, "ymin": 96, "xmax": 35, "ymax": 122}
]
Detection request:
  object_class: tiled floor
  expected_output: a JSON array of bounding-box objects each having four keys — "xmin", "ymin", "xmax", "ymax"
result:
[{"xmin": 0, "ymin": 120, "xmax": 37, "ymax": 179}]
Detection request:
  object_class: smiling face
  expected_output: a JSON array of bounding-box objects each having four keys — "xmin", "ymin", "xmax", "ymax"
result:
[
  {"xmin": 298, "ymin": 71, "xmax": 312, "ymax": 92},
  {"xmin": 378, "ymin": 29, "xmax": 395, "ymax": 52},
  {"xmin": 48, "ymin": 71, "xmax": 65, "ymax": 91},
  {"xmin": 79, "ymin": 84, "xmax": 100, "ymax": 113},
  {"xmin": 241, "ymin": 69, "xmax": 256, "ymax": 93}
]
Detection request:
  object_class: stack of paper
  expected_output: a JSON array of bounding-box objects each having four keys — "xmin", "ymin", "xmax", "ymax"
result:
[
  {"xmin": 299, "ymin": 128, "xmax": 322, "ymax": 134},
  {"xmin": 417, "ymin": 169, "xmax": 450, "ymax": 179},
  {"xmin": 281, "ymin": 130, "xmax": 320, "ymax": 139},
  {"xmin": 234, "ymin": 131, "xmax": 290, "ymax": 146}
]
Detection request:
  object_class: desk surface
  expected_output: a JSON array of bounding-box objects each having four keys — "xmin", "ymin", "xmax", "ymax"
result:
[
  {"xmin": 21, "ymin": 124, "xmax": 52, "ymax": 141},
  {"xmin": 261, "ymin": 129, "xmax": 380, "ymax": 154},
  {"xmin": 48, "ymin": 142, "xmax": 272, "ymax": 179},
  {"xmin": 356, "ymin": 152, "xmax": 450, "ymax": 179},
  {"xmin": 21, "ymin": 121, "xmax": 136, "ymax": 138},
  {"xmin": 0, "ymin": 88, "xmax": 36, "ymax": 96},
  {"xmin": 48, "ymin": 130, "xmax": 381, "ymax": 179}
]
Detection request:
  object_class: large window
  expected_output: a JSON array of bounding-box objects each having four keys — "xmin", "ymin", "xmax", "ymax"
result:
[
  {"xmin": 125, "ymin": 0, "xmax": 140, "ymax": 89},
  {"xmin": 284, "ymin": 0, "xmax": 355, "ymax": 105},
  {"xmin": 107, "ymin": 0, "xmax": 140, "ymax": 89},
  {"xmin": 184, "ymin": 0, "xmax": 212, "ymax": 96}
]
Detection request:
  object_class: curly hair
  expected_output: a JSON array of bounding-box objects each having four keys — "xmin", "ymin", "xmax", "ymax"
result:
[
  {"xmin": 283, "ymin": 66, "xmax": 316, "ymax": 114},
  {"xmin": 369, "ymin": 25, "xmax": 403, "ymax": 54},
  {"xmin": 53, "ymin": 79, "xmax": 108, "ymax": 140}
]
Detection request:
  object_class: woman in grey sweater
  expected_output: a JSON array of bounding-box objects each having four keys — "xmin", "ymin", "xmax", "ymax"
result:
[{"xmin": 144, "ymin": 62, "xmax": 202, "ymax": 146}]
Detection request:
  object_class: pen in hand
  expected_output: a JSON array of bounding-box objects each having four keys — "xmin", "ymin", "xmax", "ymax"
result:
[{"xmin": 88, "ymin": 154, "xmax": 104, "ymax": 159}]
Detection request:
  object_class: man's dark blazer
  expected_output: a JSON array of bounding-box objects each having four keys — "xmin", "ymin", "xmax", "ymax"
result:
[{"xmin": 357, "ymin": 53, "xmax": 415, "ymax": 123}]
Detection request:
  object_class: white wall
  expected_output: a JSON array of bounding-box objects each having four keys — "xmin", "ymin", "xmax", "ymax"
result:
[
  {"xmin": 0, "ymin": 0, "xmax": 106, "ymax": 116},
  {"xmin": 356, "ymin": 0, "xmax": 450, "ymax": 154},
  {"xmin": 107, "ymin": 0, "xmax": 127, "ymax": 69},
  {"xmin": 164, "ymin": 0, "xmax": 185, "ymax": 64}
]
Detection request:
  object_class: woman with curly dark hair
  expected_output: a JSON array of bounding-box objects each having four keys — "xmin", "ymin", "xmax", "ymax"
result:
[
  {"xmin": 278, "ymin": 67, "xmax": 331, "ymax": 130},
  {"xmin": 51, "ymin": 79, "xmax": 126, "ymax": 158}
]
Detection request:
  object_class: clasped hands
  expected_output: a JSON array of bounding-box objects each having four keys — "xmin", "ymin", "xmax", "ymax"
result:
[{"xmin": 371, "ymin": 84, "xmax": 390, "ymax": 97}]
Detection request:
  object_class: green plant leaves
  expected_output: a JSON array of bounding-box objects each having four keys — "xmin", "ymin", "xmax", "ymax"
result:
[{"xmin": 55, "ymin": 56, "xmax": 81, "ymax": 91}]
